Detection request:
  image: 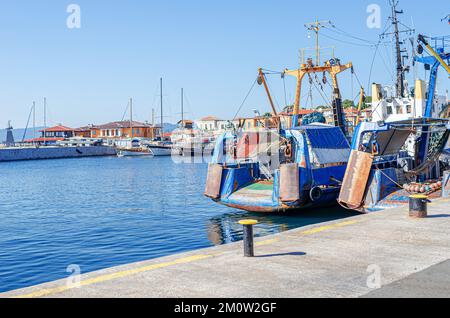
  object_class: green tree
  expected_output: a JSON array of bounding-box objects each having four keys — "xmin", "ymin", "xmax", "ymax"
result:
[
  {"xmin": 342, "ymin": 99, "xmax": 355, "ymax": 109},
  {"xmin": 362, "ymin": 95, "xmax": 372, "ymax": 110}
]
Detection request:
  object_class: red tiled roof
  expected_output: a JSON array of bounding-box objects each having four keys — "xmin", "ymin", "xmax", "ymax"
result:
[
  {"xmin": 279, "ymin": 110, "xmax": 315, "ymax": 116},
  {"xmin": 95, "ymin": 121, "xmax": 154, "ymax": 129},
  {"xmin": 298, "ymin": 109, "xmax": 315, "ymax": 115},
  {"xmin": 199, "ymin": 116, "xmax": 221, "ymax": 121},
  {"xmin": 39, "ymin": 125, "xmax": 74, "ymax": 132},
  {"xmin": 344, "ymin": 107, "xmax": 358, "ymax": 114},
  {"xmin": 74, "ymin": 126, "xmax": 96, "ymax": 131}
]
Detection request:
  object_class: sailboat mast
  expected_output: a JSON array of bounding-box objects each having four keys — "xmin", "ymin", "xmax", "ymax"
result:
[
  {"xmin": 160, "ymin": 78, "xmax": 163, "ymax": 138},
  {"xmin": 33, "ymin": 101, "xmax": 36, "ymax": 146},
  {"xmin": 181, "ymin": 88, "xmax": 184, "ymax": 126},
  {"xmin": 43, "ymin": 97, "xmax": 47, "ymax": 145},
  {"xmin": 130, "ymin": 98, "xmax": 133, "ymax": 138}
]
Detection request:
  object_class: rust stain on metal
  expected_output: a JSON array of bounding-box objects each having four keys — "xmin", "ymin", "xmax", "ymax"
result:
[
  {"xmin": 279, "ymin": 163, "xmax": 300, "ymax": 203},
  {"xmin": 338, "ymin": 150, "xmax": 373, "ymax": 210},
  {"xmin": 204, "ymin": 164, "xmax": 223, "ymax": 199}
]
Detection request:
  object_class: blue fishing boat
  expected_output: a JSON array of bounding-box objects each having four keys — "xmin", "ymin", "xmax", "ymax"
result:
[
  {"xmin": 205, "ymin": 55, "xmax": 355, "ymax": 213},
  {"xmin": 338, "ymin": 119, "xmax": 449, "ymax": 212},
  {"xmin": 338, "ymin": 34, "xmax": 450, "ymax": 212},
  {"xmin": 205, "ymin": 125, "xmax": 351, "ymax": 213}
]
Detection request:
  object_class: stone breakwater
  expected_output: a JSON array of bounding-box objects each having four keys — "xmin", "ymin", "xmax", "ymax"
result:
[{"xmin": 0, "ymin": 146, "xmax": 116, "ymax": 162}]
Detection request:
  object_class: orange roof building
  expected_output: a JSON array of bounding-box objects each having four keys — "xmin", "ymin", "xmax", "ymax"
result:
[{"xmin": 90, "ymin": 121, "xmax": 161, "ymax": 139}]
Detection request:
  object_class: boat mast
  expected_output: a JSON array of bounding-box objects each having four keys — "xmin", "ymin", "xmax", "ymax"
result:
[
  {"xmin": 304, "ymin": 19, "xmax": 330, "ymax": 67},
  {"xmin": 152, "ymin": 108, "xmax": 155, "ymax": 126},
  {"xmin": 43, "ymin": 97, "xmax": 47, "ymax": 145},
  {"xmin": 380, "ymin": 1, "xmax": 414, "ymax": 98},
  {"xmin": 33, "ymin": 101, "xmax": 36, "ymax": 146},
  {"xmin": 160, "ymin": 78, "xmax": 163, "ymax": 139},
  {"xmin": 181, "ymin": 88, "xmax": 184, "ymax": 127},
  {"xmin": 392, "ymin": 1, "xmax": 404, "ymax": 97},
  {"xmin": 130, "ymin": 98, "xmax": 133, "ymax": 138}
]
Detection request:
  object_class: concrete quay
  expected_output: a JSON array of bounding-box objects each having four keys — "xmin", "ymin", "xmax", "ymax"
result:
[{"xmin": 2, "ymin": 198, "xmax": 449, "ymax": 298}]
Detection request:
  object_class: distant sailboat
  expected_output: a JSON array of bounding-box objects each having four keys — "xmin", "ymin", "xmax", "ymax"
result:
[
  {"xmin": 116, "ymin": 98, "xmax": 153, "ymax": 157},
  {"xmin": 147, "ymin": 78, "xmax": 173, "ymax": 157}
]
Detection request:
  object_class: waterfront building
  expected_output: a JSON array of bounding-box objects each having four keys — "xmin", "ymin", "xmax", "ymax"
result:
[
  {"xmin": 343, "ymin": 107, "xmax": 372, "ymax": 134},
  {"xmin": 74, "ymin": 125, "xmax": 95, "ymax": 138},
  {"xmin": 177, "ymin": 120, "xmax": 194, "ymax": 130},
  {"xmin": 25, "ymin": 125, "xmax": 75, "ymax": 145},
  {"xmin": 233, "ymin": 117, "xmax": 273, "ymax": 131},
  {"xmin": 195, "ymin": 116, "xmax": 229, "ymax": 132},
  {"xmin": 90, "ymin": 121, "xmax": 161, "ymax": 140}
]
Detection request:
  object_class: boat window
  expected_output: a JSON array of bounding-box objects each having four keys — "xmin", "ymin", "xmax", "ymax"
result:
[
  {"xmin": 406, "ymin": 105, "xmax": 412, "ymax": 114},
  {"xmin": 396, "ymin": 105, "xmax": 403, "ymax": 114}
]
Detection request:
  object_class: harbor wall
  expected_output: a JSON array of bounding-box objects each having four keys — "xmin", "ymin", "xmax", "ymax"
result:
[{"xmin": 0, "ymin": 146, "xmax": 117, "ymax": 162}]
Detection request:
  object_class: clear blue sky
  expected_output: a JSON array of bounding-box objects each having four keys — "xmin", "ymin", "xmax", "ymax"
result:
[{"xmin": 0, "ymin": 0, "xmax": 449, "ymax": 128}]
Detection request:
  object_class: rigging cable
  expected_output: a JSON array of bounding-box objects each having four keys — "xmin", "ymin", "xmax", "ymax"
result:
[
  {"xmin": 328, "ymin": 24, "xmax": 378, "ymax": 45},
  {"xmin": 367, "ymin": 18, "xmax": 392, "ymax": 92},
  {"xmin": 311, "ymin": 74, "xmax": 332, "ymax": 107},
  {"xmin": 320, "ymin": 32, "xmax": 376, "ymax": 48},
  {"xmin": 232, "ymin": 79, "xmax": 258, "ymax": 121},
  {"xmin": 22, "ymin": 104, "xmax": 34, "ymax": 143},
  {"xmin": 282, "ymin": 75, "xmax": 288, "ymax": 107},
  {"xmin": 121, "ymin": 100, "xmax": 130, "ymax": 122}
]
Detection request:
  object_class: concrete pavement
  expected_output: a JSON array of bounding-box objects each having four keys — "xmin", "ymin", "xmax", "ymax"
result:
[{"xmin": 2, "ymin": 198, "xmax": 450, "ymax": 298}]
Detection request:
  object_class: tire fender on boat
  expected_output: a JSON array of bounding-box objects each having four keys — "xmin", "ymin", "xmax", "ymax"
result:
[{"xmin": 310, "ymin": 186, "xmax": 323, "ymax": 202}]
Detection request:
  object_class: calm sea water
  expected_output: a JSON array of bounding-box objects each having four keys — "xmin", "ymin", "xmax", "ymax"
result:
[{"xmin": 0, "ymin": 156, "xmax": 356, "ymax": 293}]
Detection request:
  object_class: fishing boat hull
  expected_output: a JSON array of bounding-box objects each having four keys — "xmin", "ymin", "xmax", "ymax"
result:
[{"xmin": 215, "ymin": 185, "xmax": 341, "ymax": 213}]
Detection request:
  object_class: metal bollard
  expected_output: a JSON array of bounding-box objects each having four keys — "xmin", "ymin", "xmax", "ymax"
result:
[
  {"xmin": 409, "ymin": 195, "xmax": 430, "ymax": 219},
  {"xmin": 238, "ymin": 220, "xmax": 258, "ymax": 257}
]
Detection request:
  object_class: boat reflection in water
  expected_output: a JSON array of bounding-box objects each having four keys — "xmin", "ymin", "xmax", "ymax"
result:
[{"xmin": 206, "ymin": 207, "xmax": 357, "ymax": 246}]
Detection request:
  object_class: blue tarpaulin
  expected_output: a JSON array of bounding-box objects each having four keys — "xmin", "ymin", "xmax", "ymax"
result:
[{"xmin": 303, "ymin": 126, "xmax": 349, "ymax": 149}]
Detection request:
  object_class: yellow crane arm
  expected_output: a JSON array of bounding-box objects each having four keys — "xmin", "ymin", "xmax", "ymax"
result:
[
  {"xmin": 258, "ymin": 68, "xmax": 278, "ymax": 117},
  {"xmin": 284, "ymin": 62, "xmax": 353, "ymax": 115},
  {"xmin": 356, "ymin": 87, "xmax": 365, "ymax": 126},
  {"xmin": 419, "ymin": 35, "xmax": 450, "ymax": 76}
]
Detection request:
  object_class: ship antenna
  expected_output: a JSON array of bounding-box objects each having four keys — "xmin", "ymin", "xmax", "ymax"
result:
[{"xmin": 380, "ymin": 0, "xmax": 415, "ymax": 98}]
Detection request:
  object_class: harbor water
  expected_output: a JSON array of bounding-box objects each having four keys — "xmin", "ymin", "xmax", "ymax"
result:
[{"xmin": 0, "ymin": 157, "xmax": 356, "ymax": 293}]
